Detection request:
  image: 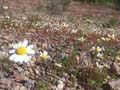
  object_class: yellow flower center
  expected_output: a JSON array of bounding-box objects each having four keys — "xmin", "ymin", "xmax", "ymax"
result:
[
  {"xmin": 96, "ymin": 47, "xmax": 101, "ymax": 52},
  {"xmin": 41, "ymin": 53, "xmax": 47, "ymax": 59},
  {"xmin": 97, "ymin": 39, "xmax": 100, "ymax": 43},
  {"xmin": 105, "ymin": 38, "xmax": 110, "ymax": 41},
  {"xmin": 17, "ymin": 46, "xmax": 27, "ymax": 55},
  {"xmin": 111, "ymin": 34, "xmax": 115, "ymax": 40},
  {"xmin": 115, "ymin": 56, "xmax": 120, "ymax": 60}
]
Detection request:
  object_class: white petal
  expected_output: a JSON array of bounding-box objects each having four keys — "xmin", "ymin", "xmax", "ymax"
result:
[
  {"xmin": 14, "ymin": 55, "xmax": 22, "ymax": 63},
  {"xmin": 17, "ymin": 55, "xmax": 31, "ymax": 63},
  {"xmin": 26, "ymin": 49, "xmax": 35, "ymax": 54},
  {"xmin": 9, "ymin": 54, "xmax": 16, "ymax": 61},
  {"xmin": 17, "ymin": 41, "xmax": 22, "ymax": 47},
  {"xmin": 9, "ymin": 49, "xmax": 15, "ymax": 54},
  {"xmin": 18, "ymin": 55, "xmax": 25, "ymax": 63},
  {"xmin": 22, "ymin": 40, "xmax": 28, "ymax": 47},
  {"xmin": 57, "ymin": 80, "xmax": 64, "ymax": 90},
  {"xmin": 40, "ymin": 51, "xmax": 42, "ymax": 55},
  {"xmin": 13, "ymin": 43, "xmax": 19, "ymax": 49},
  {"xmin": 27, "ymin": 45, "xmax": 33, "ymax": 49},
  {"xmin": 43, "ymin": 51, "xmax": 48, "ymax": 55},
  {"xmin": 13, "ymin": 41, "xmax": 22, "ymax": 49},
  {"xmin": 9, "ymin": 54, "xmax": 31, "ymax": 63},
  {"xmin": 23, "ymin": 55, "xmax": 31, "ymax": 63},
  {"xmin": 40, "ymin": 51, "xmax": 48, "ymax": 55},
  {"xmin": 17, "ymin": 54, "xmax": 31, "ymax": 63},
  {"xmin": 47, "ymin": 56, "xmax": 50, "ymax": 59}
]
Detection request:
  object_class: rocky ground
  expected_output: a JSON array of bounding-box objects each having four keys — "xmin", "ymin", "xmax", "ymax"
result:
[{"xmin": 0, "ymin": 0, "xmax": 120, "ymax": 90}]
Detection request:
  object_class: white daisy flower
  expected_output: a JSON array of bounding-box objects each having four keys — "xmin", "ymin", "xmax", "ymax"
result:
[
  {"xmin": 40, "ymin": 51, "xmax": 50, "ymax": 60},
  {"xmin": 9, "ymin": 40, "xmax": 35, "ymax": 63}
]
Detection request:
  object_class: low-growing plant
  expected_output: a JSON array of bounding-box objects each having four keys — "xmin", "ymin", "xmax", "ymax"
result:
[
  {"xmin": 90, "ymin": 0, "xmax": 113, "ymax": 5},
  {"xmin": 36, "ymin": 80, "xmax": 48, "ymax": 90},
  {"xmin": 45, "ymin": 0, "xmax": 71, "ymax": 14},
  {"xmin": 88, "ymin": 68, "xmax": 108, "ymax": 90}
]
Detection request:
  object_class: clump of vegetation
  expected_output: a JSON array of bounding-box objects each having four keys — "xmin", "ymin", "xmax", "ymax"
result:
[
  {"xmin": 90, "ymin": 0, "xmax": 113, "ymax": 5},
  {"xmin": 45, "ymin": 0, "xmax": 71, "ymax": 14},
  {"xmin": 36, "ymin": 80, "xmax": 48, "ymax": 90},
  {"xmin": 88, "ymin": 68, "xmax": 108, "ymax": 90}
]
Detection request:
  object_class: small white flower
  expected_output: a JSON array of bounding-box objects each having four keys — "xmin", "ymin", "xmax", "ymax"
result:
[
  {"xmin": 62, "ymin": 22, "xmax": 69, "ymax": 27},
  {"xmin": 3, "ymin": 6, "xmax": 8, "ymax": 9},
  {"xmin": 0, "ymin": 51, "xmax": 8, "ymax": 59},
  {"xmin": 23, "ymin": 16, "xmax": 27, "ymax": 20},
  {"xmin": 101, "ymin": 37, "xmax": 105, "ymax": 41},
  {"xmin": 96, "ymin": 62, "xmax": 104, "ymax": 69},
  {"xmin": 5, "ymin": 15, "xmax": 10, "ymax": 19},
  {"xmin": 71, "ymin": 29, "xmax": 78, "ymax": 33},
  {"xmin": 78, "ymin": 36, "xmax": 86, "ymax": 42},
  {"xmin": 95, "ymin": 46, "xmax": 105, "ymax": 52},
  {"xmin": 57, "ymin": 78, "xmax": 65, "ymax": 90},
  {"xmin": 40, "ymin": 51, "xmax": 50, "ymax": 60},
  {"xmin": 103, "ymin": 63, "xmax": 110, "ymax": 68},
  {"xmin": 111, "ymin": 34, "xmax": 115, "ymax": 40},
  {"xmin": 55, "ymin": 63, "xmax": 62, "ymax": 68},
  {"xmin": 97, "ymin": 53, "xmax": 103, "ymax": 58},
  {"xmin": 9, "ymin": 40, "xmax": 35, "ymax": 63},
  {"xmin": 86, "ymin": 19, "xmax": 93, "ymax": 23},
  {"xmin": 115, "ymin": 56, "xmax": 120, "ymax": 61},
  {"xmin": 92, "ymin": 46, "xmax": 95, "ymax": 50},
  {"xmin": 96, "ymin": 46, "xmax": 102, "ymax": 52},
  {"xmin": 101, "ymin": 37, "xmax": 110, "ymax": 42},
  {"xmin": 108, "ymin": 34, "xmax": 115, "ymax": 40}
]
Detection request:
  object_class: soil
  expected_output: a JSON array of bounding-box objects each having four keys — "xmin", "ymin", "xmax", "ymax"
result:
[
  {"xmin": 0, "ymin": 0, "xmax": 120, "ymax": 18},
  {"xmin": 0, "ymin": 1, "xmax": 120, "ymax": 90}
]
